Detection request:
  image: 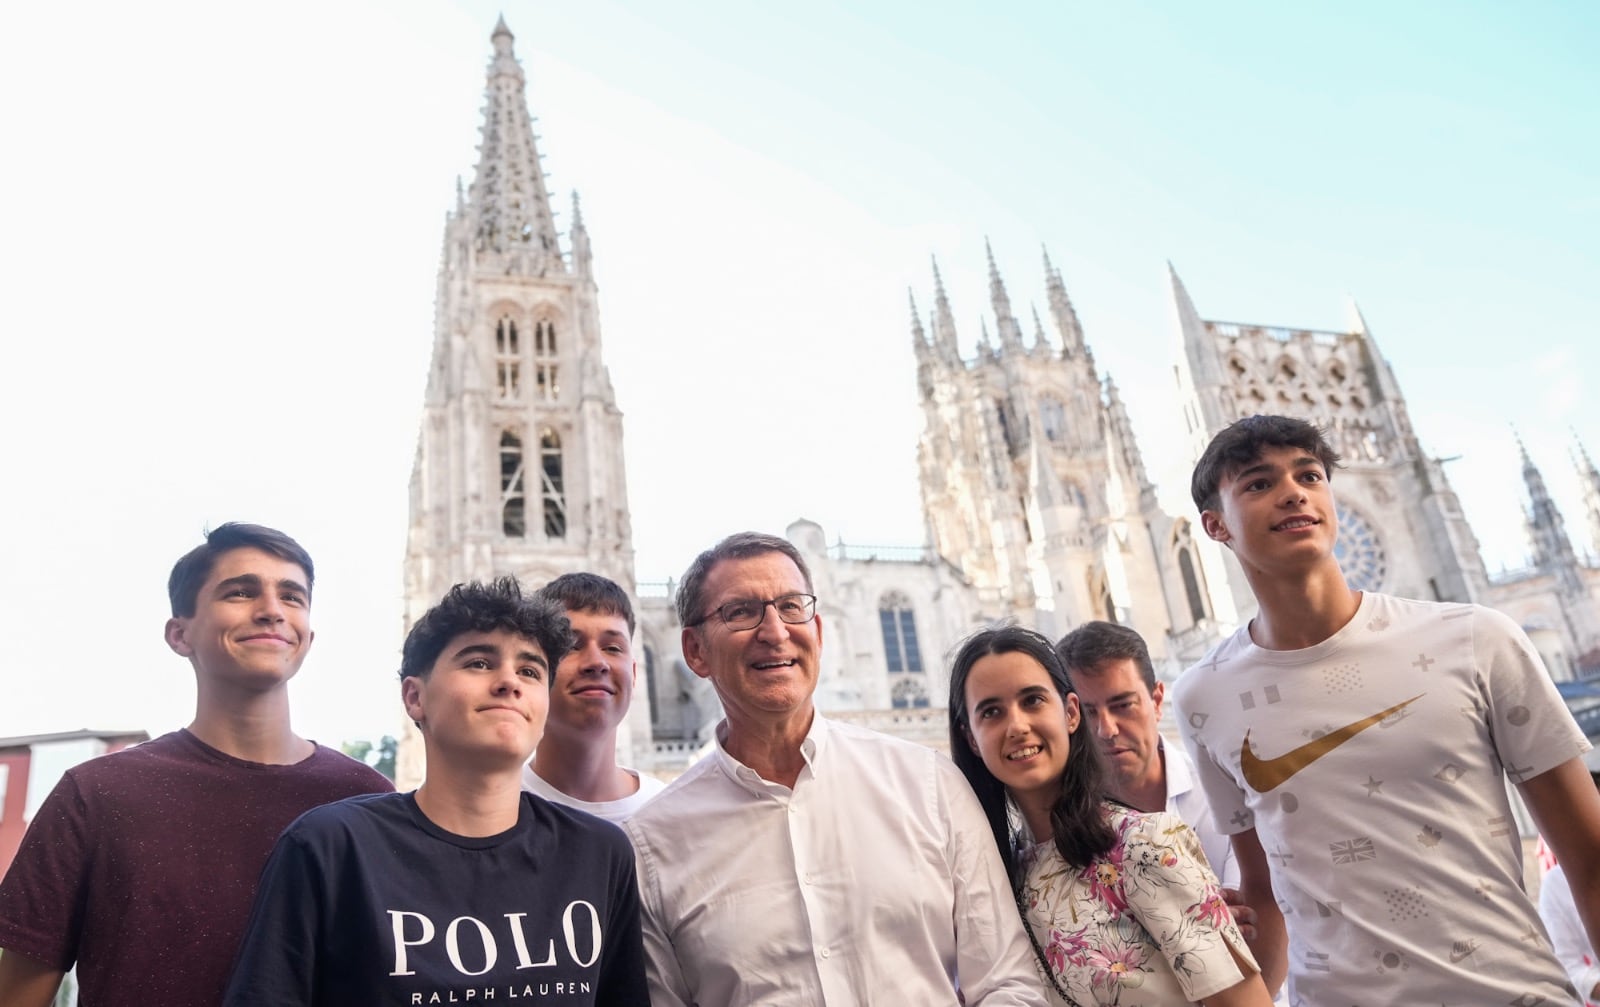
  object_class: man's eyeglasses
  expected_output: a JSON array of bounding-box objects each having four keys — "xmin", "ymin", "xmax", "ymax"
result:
[{"xmin": 687, "ymin": 593, "xmax": 817, "ymax": 631}]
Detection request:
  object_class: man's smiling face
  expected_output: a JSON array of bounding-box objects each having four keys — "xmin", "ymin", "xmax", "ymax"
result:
[{"xmin": 682, "ymin": 551, "xmax": 821, "ymax": 729}]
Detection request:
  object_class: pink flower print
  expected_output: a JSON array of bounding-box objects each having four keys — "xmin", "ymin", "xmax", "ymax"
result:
[
  {"xmin": 1188, "ymin": 891, "xmax": 1231, "ymax": 931},
  {"xmin": 1044, "ymin": 927, "xmax": 1092, "ymax": 974},
  {"xmin": 1084, "ymin": 851, "xmax": 1130, "ymax": 913},
  {"xmin": 1083, "ymin": 941, "xmax": 1149, "ymax": 991}
]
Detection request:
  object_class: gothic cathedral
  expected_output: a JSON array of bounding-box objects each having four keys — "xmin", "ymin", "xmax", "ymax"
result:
[{"xmin": 398, "ymin": 21, "xmax": 1600, "ymax": 783}]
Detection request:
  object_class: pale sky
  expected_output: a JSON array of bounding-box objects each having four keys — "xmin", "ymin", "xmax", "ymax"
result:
[{"xmin": 1, "ymin": 1, "xmax": 1595, "ymax": 747}]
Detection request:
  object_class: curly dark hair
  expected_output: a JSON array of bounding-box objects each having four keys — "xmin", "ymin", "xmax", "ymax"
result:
[{"xmin": 400, "ymin": 577, "xmax": 573, "ymax": 681}]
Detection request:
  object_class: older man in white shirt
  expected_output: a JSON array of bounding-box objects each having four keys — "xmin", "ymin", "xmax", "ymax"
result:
[{"xmin": 626, "ymin": 532, "xmax": 1044, "ymax": 1006}]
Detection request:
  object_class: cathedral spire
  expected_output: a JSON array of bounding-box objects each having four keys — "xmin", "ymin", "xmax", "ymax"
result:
[
  {"xmin": 1168, "ymin": 262, "xmax": 1221, "ymax": 386},
  {"xmin": 986, "ymin": 239, "xmax": 1023, "ymax": 350},
  {"xmin": 909, "ymin": 289, "xmax": 931, "ymax": 353},
  {"xmin": 1519, "ymin": 433, "xmax": 1583, "ymax": 588},
  {"xmin": 930, "ymin": 256, "xmax": 960, "ymax": 360},
  {"xmin": 467, "ymin": 18, "xmax": 565, "ymax": 274},
  {"xmin": 1030, "ymin": 304, "xmax": 1051, "ymax": 352},
  {"xmin": 1043, "ymin": 246, "xmax": 1086, "ymax": 356},
  {"xmin": 570, "ymin": 190, "xmax": 592, "ymax": 277},
  {"xmin": 1575, "ymin": 433, "xmax": 1600, "ymax": 559}
]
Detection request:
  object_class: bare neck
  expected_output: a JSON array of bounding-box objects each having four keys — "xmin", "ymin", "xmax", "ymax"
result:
[
  {"xmin": 188, "ymin": 683, "xmax": 311, "ymax": 765},
  {"xmin": 1116, "ymin": 753, "xmax": 1169, "ymax": 814},
  {"xmin": 1016, "ymin": 790, "xmax": 1055, "ymax": 845},
  {"xmin": 1246, "ymin": 562, "xmax": 1361, "ymax": 651},
  {"xmin": 531, "ymin": 729, "xmax": 637, "ymax": 804},
  {"xmin": 414, "ymin": 759, "xmax": 525, "ymax": 837},
  {"xmin": 721, "ymin": 707, "xmax": 815, "ymax": 789}
]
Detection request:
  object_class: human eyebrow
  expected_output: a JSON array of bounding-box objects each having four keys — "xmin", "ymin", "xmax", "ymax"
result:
[
  {"xmin": 1231, "ymin": 461, "xmax": 1277, "ymax": 484},
  {"xmin": 214, "ymin": 574, "xmax": 263, "ymax": 596},
  {"xmin": 451, "ymin": 643, "xmax": 501, "ymax": 662},
  {"xmin": 516, "ymin": 650, "xmax": 548, "ymax": 669},
  {"xmin": 276, "ymin": 578, "xmax": 310, "ymax": 599}
]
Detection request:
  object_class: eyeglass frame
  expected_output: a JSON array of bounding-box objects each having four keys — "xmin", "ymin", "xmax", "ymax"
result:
[{"xmin": 685, "ymin": 592, "xmax": 818, "ymax": 631}]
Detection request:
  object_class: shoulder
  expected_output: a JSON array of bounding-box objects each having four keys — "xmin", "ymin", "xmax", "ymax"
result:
[
  {"xmin": 1174, "ymin": 626, "xmax": 1250, "ymax": 703},
  {"xmin": 826, "ymin": 718, "xmax": 942, "ymax": 768},
  {"xmin": 281, "ymin": 790, "xmax": 407, "ymax": 843},
  {"xmin": 522, "ymin": 794, "xmax": 633, "ymax": 861},
  {"xmin": 304, "ymin": 744, "xmax": 396, "ymax": 791},
  {"xmin": 526, "ymin": 791, "xmax": 625, "ymax": 835}
]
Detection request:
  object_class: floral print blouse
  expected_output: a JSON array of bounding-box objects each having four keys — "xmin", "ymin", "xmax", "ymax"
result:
[{"xmin": 1016, "ymin": 805, "xmax": 1257, "ymax": 1006}]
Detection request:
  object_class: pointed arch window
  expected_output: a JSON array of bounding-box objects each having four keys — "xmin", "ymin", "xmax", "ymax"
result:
[
  {"xmin": 1040, "ymin": 396, "xmax": 1067, "ymax": 443},
  {"xmin": 643, "ymin": 645, "xmax": 659, "ymax": 725},
  {"xmin": 879, "ymin": 591, "xmax": 923, "ymax": 675},
  {"xmin": 534, "ymin": 319, "xmax": 559, "ymax": 401},
  {"xmin": 495, "ymin": 317, "xmax": 521, "ymax": 400},
  {"xmin": 500, "ymin": 430, "xmax": 525, "ymax": 537},
  {"xmin": 1172, "ymin": 521, "xmax": 1209, "ymax": 624},
  {"xmin": 540, "ymin": 428, "xmax": 566, "ymax": 539}
]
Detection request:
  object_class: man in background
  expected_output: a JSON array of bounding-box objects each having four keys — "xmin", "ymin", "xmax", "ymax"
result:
[{"xmin": 525, "ymin": 572, "xmax": 664, "ymax": 823}]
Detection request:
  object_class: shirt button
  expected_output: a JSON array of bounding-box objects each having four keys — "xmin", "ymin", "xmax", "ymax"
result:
[{"xmin": 820, "ymin": 949, "xmax": 830, "ymax": 959}]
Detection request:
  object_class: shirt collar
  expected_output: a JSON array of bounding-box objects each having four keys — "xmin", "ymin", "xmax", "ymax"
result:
[
  {"xmin": 1161, "ymin": 738, "xmax": 1196, "ymax": 798},
  {"xmin": 712, "ymin": 712, "xmax": 827, "ymax": 793}
]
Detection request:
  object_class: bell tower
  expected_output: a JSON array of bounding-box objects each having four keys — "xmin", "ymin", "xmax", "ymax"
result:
[{"xmin": 397, "ymin": 19, "xmax": 636, "ymax": 787}]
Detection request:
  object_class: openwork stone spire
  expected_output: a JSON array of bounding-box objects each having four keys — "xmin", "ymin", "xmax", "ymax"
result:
[{"xmin": 468, "ymin": 18, "xmax": 565, "ymax": 274}]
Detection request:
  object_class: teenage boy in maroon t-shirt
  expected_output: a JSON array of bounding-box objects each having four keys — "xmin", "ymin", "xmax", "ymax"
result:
[{"xmin": 0, "ymin": 523, "xmax": 391, "ymax": 1007}]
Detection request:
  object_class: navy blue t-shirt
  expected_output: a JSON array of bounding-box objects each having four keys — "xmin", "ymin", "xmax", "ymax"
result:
[{"xmin": 222, "ymin": 791, "xmax": 647, "ymax": 1006}]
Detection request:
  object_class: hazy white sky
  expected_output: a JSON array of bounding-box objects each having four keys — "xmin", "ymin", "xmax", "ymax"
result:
[{"xmin": 2, "ymin": 0, "xmax": 1595, "ymax": 746}]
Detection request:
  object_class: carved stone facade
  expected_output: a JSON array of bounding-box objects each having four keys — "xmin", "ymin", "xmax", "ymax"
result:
[
  {"xmin": 397, "ymin": 20, "xmax": 637, "ymax": 788},
  {"xmin": 400, "ymin": 22, "xmax": 1600, "ymax": 784}
]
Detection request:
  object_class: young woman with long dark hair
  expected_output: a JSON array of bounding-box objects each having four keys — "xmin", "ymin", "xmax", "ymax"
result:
[{"xmin": 948, "ymin": 626, "xmax": 1270, "ymax": 1007}]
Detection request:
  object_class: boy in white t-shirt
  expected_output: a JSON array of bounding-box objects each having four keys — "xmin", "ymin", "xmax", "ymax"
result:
[
  {"xmin": 1176, "ymin": 413, "xmax": 1600, "ymax": 1005},
  {"xmin": 525, "ymin": 573, "xmax": 664, "ymax": 823}
]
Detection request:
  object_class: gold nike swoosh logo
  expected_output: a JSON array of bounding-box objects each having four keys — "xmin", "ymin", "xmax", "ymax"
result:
[{"xmin": 1240, "ymin": 694, "xmax": 1424, "ymax": 792}]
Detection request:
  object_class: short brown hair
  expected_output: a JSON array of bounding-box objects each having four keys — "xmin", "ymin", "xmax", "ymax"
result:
[{"xmin": 1191, "ymin": 414, "xmax": 1341, "ymax": 513}]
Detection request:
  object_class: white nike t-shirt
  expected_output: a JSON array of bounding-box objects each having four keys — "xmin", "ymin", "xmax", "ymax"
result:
[{"xmin": 1174, "ymin": 592, "xmax": 1588, "ymax": 1006}]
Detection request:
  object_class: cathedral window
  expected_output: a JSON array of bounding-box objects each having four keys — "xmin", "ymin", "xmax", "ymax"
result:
[
  {"xmin": 540, "ymin": 428, "xmax": 566, "ymax": 539},
  {"xmin": 1278, "ymin": 358, "xmax": 1298, "ymax": 381},
  {"xmin": 879, "ymin": 591, "xmax": 923, "ymax": 675},
  {"xmin": 1040, "ymin": 396, "xmax": 1067, "ymax": 442},
  {"xmin": 1179, "ymin": 548, "xmax": 1207, "ymax": 623},
  {"xmin": 995, "ymin": 401, "xmax": 1016, "ymax": 456},
  {"xmin": 891, "ymin": 677, "xmax": 930, "ymax": 710},
  {"xmin": 499, "ymin": 430, "xmax": 525, "ymax": 537},
  {"xmin": 643, "ymin": 646, "xmax": 659, "ymax": 724},
  {"xmin": 495, "ymin": 317, "xmax": 521, "ymax": 400},
  {"xmin": 534, "ymin": 320, "xmax": 559, "ymax": 401}
]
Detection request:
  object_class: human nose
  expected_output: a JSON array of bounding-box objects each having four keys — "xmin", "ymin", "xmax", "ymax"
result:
[
  {"xmin": 1091, "ymin": 707, "xmax": 1117, "ymax": 738},
  {"xmin": 491, "ymin": 664, "xmax": 523, "ymax": 695},
  {"xmin": 253, "ymin": 592, "xmax": 286, "ymax": 623},
  {"xmin": 575, "ymin": 639, "xmax": 606, "ymax": 674},
  {"xmin": 753, "ymin": 602, "xmax": 791, "ymax": 642}
]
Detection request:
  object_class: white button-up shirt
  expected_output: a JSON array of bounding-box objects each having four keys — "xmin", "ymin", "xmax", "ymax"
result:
[
  {"xmin": 625, "ymin": 715, "xmax": 1046, "ymax": 1006},
  {"xmin": 1164, "ymin": 739, "xmax": 1239, "ymax": 888}
]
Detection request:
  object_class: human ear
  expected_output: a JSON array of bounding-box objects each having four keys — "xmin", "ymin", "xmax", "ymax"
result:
[
  {"xmin": 164, "ymin": 617, "xmax": 194, "ymax": 658},
  {"xmin": 1064, "ymin": 692, "xmax": 1082, "ymax": 733},
  {"xmin": 680, "ymin": 627, "xmax": 713, "ymax": 680},
  {"xmin": 401, "ymin": 677, "xmax": 426, "ymax": 728},
  {"xmin": 963, "ymin": 725, "xmax": 980, "ymax": 757},
  {"xmin": 1200, "ymin": 510, "xmax": 1231, "ymax": 545}
]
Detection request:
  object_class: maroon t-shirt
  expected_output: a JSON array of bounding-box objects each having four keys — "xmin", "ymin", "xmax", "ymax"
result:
[{"xmin": 0, "ymin": 730, "xmax": 392, "ymax": 1006}]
